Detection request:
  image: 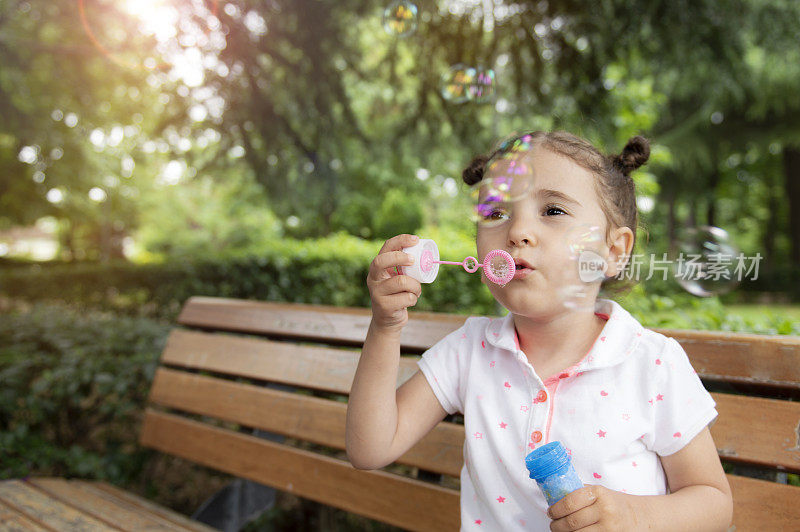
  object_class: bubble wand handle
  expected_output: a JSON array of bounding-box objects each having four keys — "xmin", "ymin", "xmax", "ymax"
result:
[
  {"xmin": 433, "ymin": 257, "xmax": 482, "ymax": 274},
  {"xmin": 401, "ymin": 239, "xmax": 515, "ymax": 285}
]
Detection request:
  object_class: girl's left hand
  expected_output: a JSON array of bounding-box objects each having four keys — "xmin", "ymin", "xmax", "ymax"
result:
[{"xmin": 547, "ymin": 485, "xmax": 641, "ymax": 531}]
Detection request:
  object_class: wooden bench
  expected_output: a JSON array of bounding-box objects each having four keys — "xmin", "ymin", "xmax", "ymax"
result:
[{"xmin": 2, "ymin": 296, "xmax": 800, "ymax": 530}]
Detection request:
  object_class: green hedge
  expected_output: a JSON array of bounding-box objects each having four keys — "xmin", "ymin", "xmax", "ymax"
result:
[
  {"xmin": 1, "ymin": 232, "xmax": 798, "ymax": 334},
  {"xmin": 0, "ymin": 304, "xmax": 168, "ymax": 483},
  {"xmin": 0, "ymin": 233, "xmax": 498, "ymax": 319},
  {"xmin": 0, "ymin": 302, "xmax": 409, "ymax": 525}
]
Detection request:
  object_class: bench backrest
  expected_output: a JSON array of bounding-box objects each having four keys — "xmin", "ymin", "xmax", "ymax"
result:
[{"xmin": 140, "ymin": 296, "xmax": 800, "ymax": 530}]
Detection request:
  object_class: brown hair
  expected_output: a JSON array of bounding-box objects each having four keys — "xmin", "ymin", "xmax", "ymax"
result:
[{"xmin": 463, "ymin": 130, "xmax": 650, "ymax": 290}]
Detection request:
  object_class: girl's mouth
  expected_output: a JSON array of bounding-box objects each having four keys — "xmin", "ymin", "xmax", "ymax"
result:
[{"xmin": 513, "ymin": 263, "xmax": 534, "ymax": 279}]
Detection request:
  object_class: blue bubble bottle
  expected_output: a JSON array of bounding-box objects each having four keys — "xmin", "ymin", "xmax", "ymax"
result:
[{"xmin": 525, "ymin": 441, "xmax": 584, "ymax": 506}]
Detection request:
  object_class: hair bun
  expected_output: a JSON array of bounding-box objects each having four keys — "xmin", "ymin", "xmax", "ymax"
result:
[
  {"xmin": 613, "ymin": 135, "xmax": 650, "ymax": 175},
  {"xmin": 462, "ymin": 154, "xmax": 489, "ymax": 185}
]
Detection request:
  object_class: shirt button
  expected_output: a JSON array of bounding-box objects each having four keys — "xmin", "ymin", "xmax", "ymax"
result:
[
  {"xmin": 536, "ymin": 390, "xmax": 547, "ymax": 403},
  {"xmin": 531, "ymin": 430, "xmax": 543, "ymax": 443}
]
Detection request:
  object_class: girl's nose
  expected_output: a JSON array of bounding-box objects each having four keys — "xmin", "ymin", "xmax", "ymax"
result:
[{"xmin": 506, "ymin": 215, "xmax": 539, "ymax": 248}]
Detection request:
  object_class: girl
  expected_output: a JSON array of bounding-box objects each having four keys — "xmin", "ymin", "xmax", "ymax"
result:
[{"xmin": 346, "ymin": 131, "xmax": 732, "ymax": 531}]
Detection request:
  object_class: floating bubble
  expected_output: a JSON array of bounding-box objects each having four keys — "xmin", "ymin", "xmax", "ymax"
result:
[
  {"xmin": 559, "ymin": 284, "xmax": 597, "ymax": 312},
  {"xmin": 565, "ymin": 224, "xmax": 605, "ymax": 260},
  {"xmin": 469, "ymin": 172, "xmax": 535, "ymax": 227},
  {"xmin": 382, "ymin": 1, "xmax": 418, "ymax": 37},
  {"xmin": 441, "ymin": 64, "xmax": 476, "ymax": 103},
  {"xmin": 468, "ymin": 132, "xmax": 541, "ymax": 227},
  {"xmin": 442, "ymin": 65, "xmax": 496, "ymax": 104},
  {"xmin": 557, "ymin": 224, "xmax": 608, "ymax": 311},
  {"xmin": 468, "ymin": 68, "xmax": 495, "ymax": 103},
  {"xmin": 672, "ymin": 226, "xmax": 740, "ymax": 297}
]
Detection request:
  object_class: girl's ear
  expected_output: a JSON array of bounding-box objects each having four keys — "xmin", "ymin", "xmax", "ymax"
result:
[{"xmin": 605, "ymin": 227, "xmax": 634, "ymax": 278}]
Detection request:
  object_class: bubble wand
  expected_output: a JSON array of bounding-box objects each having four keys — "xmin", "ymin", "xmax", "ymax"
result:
[{"xmin": 401, "ymin": 239, "xmax": 515, "ymax": 286}]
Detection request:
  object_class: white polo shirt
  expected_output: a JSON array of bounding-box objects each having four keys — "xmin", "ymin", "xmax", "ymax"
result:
[{"xmin": 417, "ymin": 299, "xmax": 717, "ymax": 531}]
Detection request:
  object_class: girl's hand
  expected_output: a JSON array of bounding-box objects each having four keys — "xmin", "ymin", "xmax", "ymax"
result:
[
  {"xmin": 547, "ymin": 485, "xmax": 640, "ymax": 531},
  {"xmin": 367, "ymin": 234, "xmax": 421, "ymax": 333}
]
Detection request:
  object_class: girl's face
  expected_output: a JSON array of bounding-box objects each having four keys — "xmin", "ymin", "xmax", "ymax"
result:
[{"xmin": 475, "ymin": 146, "xmax": 620, "ymax": 318}]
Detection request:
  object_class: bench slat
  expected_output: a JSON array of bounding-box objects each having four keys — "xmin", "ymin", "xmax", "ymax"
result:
[
  {"xmin": 149, "ymin": 352, "xmax": 800, "ymax": 474},
  {"xmin": 161, "ymin": 329, "xmax": 418, "ymax": 394},
  {"xmin": 177, "ymin": 297, "xmax": 800, "ymax": 390},
  {"xmin": 0, "ymin": 480, "xmax": 119, "ymax": 531},
  {"xmin": 140, "ymin": 409, "xmax": 460, "ymax": 531},
  {"xmin": 148, "ymin": 368, "xmax": 465, "ymax": 477},
  {"xmin": 728, "ymin": 474, "xmax": 800, "ymax": 530},
  {"xmin": 0, "ymin": 499, "xmax": 51, "ymax": 531},
  {"xmin": 137, "ymin": 409, "xmax": 800, "ymax": 531},
  {"xmin": 87, "ymin": 481, "xmax": 216, "ymax": 532},
  {"xmin": 24, "ymin": 478, "xmax": 202, "ymax": 532},
  {"xmin": 653, "ymin": 328, "xmax": 800, "ymax": 388},
  {"xmin": 715, "ymin": 394, "xmax": 800, "ymax": 472},
  {"xmin": 177, "ymin": 296, "xmax": 464, "ymax": 351}
]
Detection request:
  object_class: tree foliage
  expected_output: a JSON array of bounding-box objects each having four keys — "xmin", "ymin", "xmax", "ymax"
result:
[{"xmin": 0, "ymin": 0, "xmax": 798, "ymax": 269}]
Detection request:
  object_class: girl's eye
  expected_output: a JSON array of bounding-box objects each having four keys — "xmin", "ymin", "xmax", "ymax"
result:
[
  {"xmin": 544, "ymin": 204, "xmax": 567, "ymax": 216},
  {"xmin": 475, "ymin": 203, "xmax": 510, "ymax": 226},
  {"xmin": 486, "ymin": 208, "xmax": 510, "ymax": 221}
]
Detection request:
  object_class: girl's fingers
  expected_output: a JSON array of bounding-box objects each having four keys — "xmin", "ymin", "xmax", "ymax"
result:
[
  {"xmin": 377, "ymin": 234, "xmax": 419, "ymax": 255},
  {"xmin": 548, "ymin": 504, "xmax": 600, "ymax": 532},
  {"xmin": 372, "ymin": 274, "xmax": 422, "ymax": 298},
  {"xmin": 369, "ymin": 251, "xmax": 416, "ymax": 281},
  {"xmin": 373, "ymin": 291, "xmax": 419, "ymax": 311},
  {"xmin": 548, "ymin": 487, "xmax": 597, "ymax": 520}
]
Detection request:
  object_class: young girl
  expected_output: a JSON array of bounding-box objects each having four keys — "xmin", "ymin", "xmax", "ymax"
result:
[{"xmin": 346, "ymin": 131, "xmax": 733, "ymax": 531}]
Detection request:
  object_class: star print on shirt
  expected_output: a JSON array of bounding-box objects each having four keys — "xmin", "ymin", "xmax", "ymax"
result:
[
  {"xmin": 474, "ymin": 432, "xmax": 483, "ymax": 439},
  {"xmin": 474, "ymin": 519, "xmax": 482, "ymax": 525},
  {"xmin": 597, "ymin": 429, "xmax": 607, "ymax": 438},
  {"xmin": 496, "ymin": 496, "xmax": 506, "ymax": 503},
  {"xmin": 499, "ymin": 421, "xmax": 507, "ymax": 429},
  {"xmin": 656, "ymin": 393, "xmax": 664, "ymax": 401}
]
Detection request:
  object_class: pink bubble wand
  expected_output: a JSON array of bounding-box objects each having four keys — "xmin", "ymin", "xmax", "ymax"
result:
[{"xmin": 402, "ymin": 239, "xmax": 516, "ymax": 285}]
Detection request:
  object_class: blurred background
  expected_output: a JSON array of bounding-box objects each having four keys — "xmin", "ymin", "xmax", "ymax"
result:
[{"xmin": 1, "ymin": 0, "xmax": 799, "ymax": 529}]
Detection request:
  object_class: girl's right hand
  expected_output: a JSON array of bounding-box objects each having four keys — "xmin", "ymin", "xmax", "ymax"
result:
[{"xmin": 367, "ymin": 234, "xmax": 422, "ymax": 333}]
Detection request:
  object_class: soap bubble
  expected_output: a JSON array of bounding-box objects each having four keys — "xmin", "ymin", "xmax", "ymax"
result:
[
  {"xmin": 494, "ymin": 131, "xmax": 536, "ymax": 160},
  {"xmin": 565, "ymin": 224, "xmax": 605, "ymax": 260},
  {"xmin": 441, "ymin": 64, "xmax": 476, "ymax": 103},
  {"xmin": 559, "ymin": 284, "xmax": 598, "ymax": 312},
  {"xmin": 469, "ymin": 132, "xmax": 541, "ymax": 227},
  {"xmin": 470, "ymin": 170, "xmax": 535, "ymax": 228},
  {"xmin": 442, "ymin": 65, "xmax": 496, "ymax": 104},
  {"xmin": 559, "ymin": 224, "xmax": 608, "ymax": 311},
  {"xmin": 468, "ymin": 68, "xmax": 495, "ymax": 103},
  {"xmin": 383, "ymin": 1, "xmax": 418, "ymax": 37},
  {"xmin": 672, "ymin": 226, "xmax": 740, "ymax": 297}
]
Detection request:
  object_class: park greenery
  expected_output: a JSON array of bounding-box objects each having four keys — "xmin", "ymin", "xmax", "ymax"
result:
[
  {"xmin": 1, "ymin": 0, "xmax": 799, "ymax": 528},
  {"xmin": 0, "ymin": 0, "xmax": 798, "ymax": 281}
]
